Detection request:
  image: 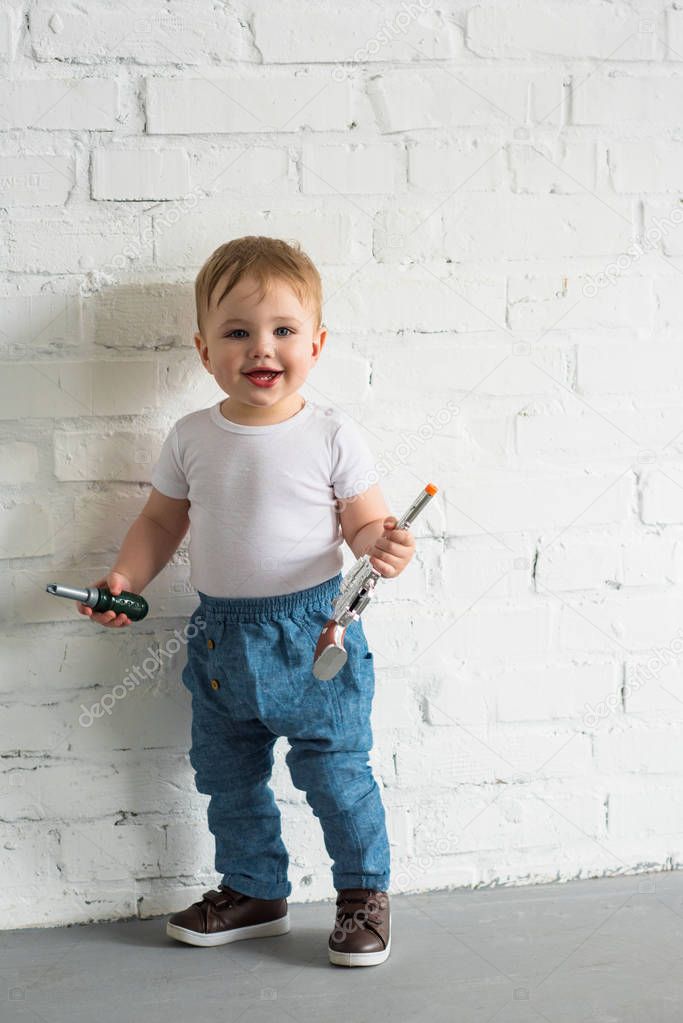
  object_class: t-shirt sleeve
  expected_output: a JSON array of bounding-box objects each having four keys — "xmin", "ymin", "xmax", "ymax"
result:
[
  {"xmin": 331, "ymin": 418, "xmax": 377, "ymax": 500},
  {"xmin": 150, "ymin": 423, "xmax": 189, "ymax": 499}
]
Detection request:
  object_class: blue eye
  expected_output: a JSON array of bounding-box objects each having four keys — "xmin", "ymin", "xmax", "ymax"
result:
[{"xmin": 223, "ymin": 327, "xmax": 295, "ymax": 339}]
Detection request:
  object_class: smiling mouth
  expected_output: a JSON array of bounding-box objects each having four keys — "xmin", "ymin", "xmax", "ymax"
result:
[{"xmin": 244, "ymin": 371, "xmax": 283, "ymax": 381}]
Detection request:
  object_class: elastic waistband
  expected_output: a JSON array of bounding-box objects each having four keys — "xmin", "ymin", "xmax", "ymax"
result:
[{"xmin": 196, "ymin": 573, "xmax": 343, "ymax": 623}]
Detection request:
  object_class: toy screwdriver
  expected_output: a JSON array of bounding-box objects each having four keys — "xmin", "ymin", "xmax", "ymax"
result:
[
  {"xmin": 46, "ymin": 583, "xmax": 149, "ymax": 621},
  {"xmin": 312, "ymin": 483, "xmax": 438, "ymax": 681}
]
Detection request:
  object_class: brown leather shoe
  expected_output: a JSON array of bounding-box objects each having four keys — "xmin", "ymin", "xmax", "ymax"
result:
[
  {"xmin": 328, "ymin": 888, "xmax": 391, "ymax": 966},
  {"xmin": 166, "ymin": 884, "xmax": 290, "ymax": 947}
]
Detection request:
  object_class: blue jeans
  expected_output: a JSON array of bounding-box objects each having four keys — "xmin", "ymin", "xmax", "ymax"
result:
[{"xmin": 180, "ymin": 572, "xmax": 390, "ymax": 900}]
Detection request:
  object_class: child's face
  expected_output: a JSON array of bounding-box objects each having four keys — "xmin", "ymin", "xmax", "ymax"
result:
[{"xmin": 194, "ymin": 272, "xmax": 326, "ymax": 415}]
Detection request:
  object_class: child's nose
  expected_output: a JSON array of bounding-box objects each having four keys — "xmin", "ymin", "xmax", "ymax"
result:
[{"xmin": 248, "ymin": 336, "xmax": 279, "ymax": 354}]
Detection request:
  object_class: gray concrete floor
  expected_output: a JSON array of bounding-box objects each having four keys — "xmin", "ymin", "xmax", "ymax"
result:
[{"xmin": 2, "ymin": 869, "xmax": 683, "ymax": 1022}]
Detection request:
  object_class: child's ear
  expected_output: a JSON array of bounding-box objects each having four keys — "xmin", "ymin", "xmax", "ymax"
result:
[
  {"xmin": 313, "ymin": 328, "xmax": 327, "ymax": 360},
  {"xmin": 194, "ymin": 331, "xmax": 206, "ymax": 354},
  {"xmin": 194, "ymin": 332, "xmax": 212, "ymax": 372}
]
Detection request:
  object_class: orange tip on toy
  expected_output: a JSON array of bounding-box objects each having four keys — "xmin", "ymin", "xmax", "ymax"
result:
[{"xmin": 425, "ymin": 483, "xmax": 438, "ymax": 496}]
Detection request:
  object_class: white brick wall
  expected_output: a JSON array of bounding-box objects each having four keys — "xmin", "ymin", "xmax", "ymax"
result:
[{"xmin": 3, "ymin": 0, "xmax": 683, "ymax": 930}]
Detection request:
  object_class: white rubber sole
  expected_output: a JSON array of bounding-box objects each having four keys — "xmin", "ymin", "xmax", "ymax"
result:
[
  {"xmin": 166, "ymin": 911, "xmax": 290, "ymax": 947},
  {"xmin": 328, "ymin": 929, "xmax": 391, "ymax": 967}
]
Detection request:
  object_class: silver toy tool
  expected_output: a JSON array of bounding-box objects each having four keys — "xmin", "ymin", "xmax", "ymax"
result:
[{"xmin": 312, "ymin": 483, "xmax": 438, "ymax": 681}]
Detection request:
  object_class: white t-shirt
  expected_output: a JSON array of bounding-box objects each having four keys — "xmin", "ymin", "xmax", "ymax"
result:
[{"xmin": 150, "ymin": 399, "xmax": 377, "ymax": 598}]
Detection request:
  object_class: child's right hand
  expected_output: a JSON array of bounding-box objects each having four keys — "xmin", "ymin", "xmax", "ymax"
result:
[{"xmin": 76, "ymin": 572, "xmax": 134, "ymax": 627}]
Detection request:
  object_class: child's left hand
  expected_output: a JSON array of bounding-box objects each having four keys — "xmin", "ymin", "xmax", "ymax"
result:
[{"xmin": 369, "ymin": 516, "xmax": 416, "ymax": 578}]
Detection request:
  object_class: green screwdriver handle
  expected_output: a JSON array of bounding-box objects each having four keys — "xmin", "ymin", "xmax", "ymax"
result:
[{"xmin": 94, "ymin": 587, "xmax": 149, "ymax": 621}]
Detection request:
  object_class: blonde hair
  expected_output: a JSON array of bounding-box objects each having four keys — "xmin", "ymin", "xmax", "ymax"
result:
[{"xmin": 194, "ymin": 235, "xmax": 323, "ymax": 337}]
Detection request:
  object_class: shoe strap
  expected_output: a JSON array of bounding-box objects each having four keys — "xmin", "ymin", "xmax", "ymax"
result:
[
  {"xmin": 335, "ymin": 889, "xmax": 387, "ymax": 926},
  {"xmin": 202, "ymin": 886, "xmax": 243, "ymax": 909}
]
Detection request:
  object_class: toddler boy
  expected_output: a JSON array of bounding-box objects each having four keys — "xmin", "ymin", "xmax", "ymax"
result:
[{"xmin": 78, "ymin": 235, "xmax": 416, "ymax": 967}]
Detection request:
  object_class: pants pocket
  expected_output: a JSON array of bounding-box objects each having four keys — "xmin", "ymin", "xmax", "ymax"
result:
[{"xmin": 291, "ymin": 608, "xmax": 375, "ymax": 733}]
